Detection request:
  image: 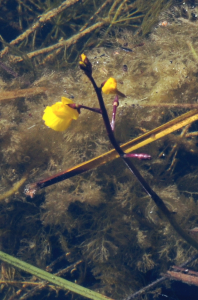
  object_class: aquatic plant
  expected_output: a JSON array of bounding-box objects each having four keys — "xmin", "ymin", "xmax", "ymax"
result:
[
  {"xmin": 2, "ymin": 2, "xmax": 198, "ymax": 299},
  {"xmin": 22, "ymin": 53, "xmax": 198, "ymax": 299},
  {"xmin": 36, "ymin": 54, "xmax": 198, "ymax": 251},
  {"xmin": 0, "ymin": 0, "xmax": 174, "ymax": 71}
]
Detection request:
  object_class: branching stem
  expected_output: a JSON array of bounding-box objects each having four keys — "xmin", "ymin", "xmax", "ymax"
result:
[{"xmin": 85, "ymin": 68, "xmax": 198, "ymax": 252}]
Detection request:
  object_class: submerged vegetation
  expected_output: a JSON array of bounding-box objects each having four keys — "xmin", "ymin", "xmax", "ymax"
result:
[
  {"xmin": 0, "ymin": 0, "xmax": 174, "ymax": 71},
  {"xmin": 1, "ymin": 0, "xmax": 198, "ymax": 300}
]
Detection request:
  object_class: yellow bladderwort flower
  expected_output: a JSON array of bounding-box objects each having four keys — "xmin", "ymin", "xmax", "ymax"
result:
[
  {"xmin": 42, "ymin": 97, "xmax": 79, "ymax": 131},
  {"xmin": 79, "ymin": 53, "xmax": 92, "ymax": 76},
  {"xmin": 79, "ymin": 53, "xmax": 87, "ymax": 67},
  {"xmin": 102, "ymin": 77, "xmax": 126, "ymax": 98}
]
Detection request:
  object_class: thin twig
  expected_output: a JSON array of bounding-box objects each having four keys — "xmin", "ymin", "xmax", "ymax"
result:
[
  {"xmin": 0, "ymin": 60, "xmax": 18, "ymax": 77},
  {"xmin": 123, "ymin": 253, "xmax": 198, "ymax": 300},
  {"xmin": 80, "ymin": 0, "xmax": 112, "ymax": 32},
  {"xmin": 0, "ymin": 0, "xmax": 81, "ymax": 58},
  {"xmin": 166, "ymin": 270, "xmax": 198, "ymax": 286},
  {"xmin": 20, "ymin": 260, "xmax": 83, "ymax": 300},
  {"xmin": 0, "ymin": 175, "xmax": 27, "ymax": 202},
  {"xmin": 135, "ymin": 103, "xmax": 198, "ymax": 109},
  {"xmin": 0, "ymin": 87, "xmax": 47, "ymax": 101},
  {"xmin": 97, "ymin": 0, "xmax": 128, "ymax": 47},
  {"xmin": 9, "ymin": 22, "xmax": 105, "ymax": 63}
]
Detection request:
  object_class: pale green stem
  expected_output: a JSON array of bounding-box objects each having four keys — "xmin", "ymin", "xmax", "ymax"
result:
[{"xmin": 0, "ymin": 251, "xmax": 113, "ymax": 300}]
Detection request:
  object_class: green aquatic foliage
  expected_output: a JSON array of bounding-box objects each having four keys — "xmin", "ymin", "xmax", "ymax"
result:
[
  {"xmin": 0, "ymin": 0, "xmax": 174, "ymax": 70},
  {"xmin": 1, "ymin": 2, "xmax": 198, "ymax": 299}
]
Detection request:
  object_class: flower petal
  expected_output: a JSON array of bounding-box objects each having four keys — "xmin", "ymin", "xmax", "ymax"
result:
[
  {"xmin": 61, "ymin": 97, "xmax": 79, "ymax": 120},
  {"xmin": 102, "ymin": 78, "xmax": 126, "ymax": 98},
  {"xmin": 42, "ymin": 97, "xmax": 79, "ymax": 131},
  {"xmin": 61, "ymin": 97, "xmax": 74, "ymax": 105},
  {"xmin": 102, "ymin": 77, "xmax": 117, "ymax": 95},
  {"xmin": 43, "ymin": 106, "xmax": 72, "ymax": 131}
]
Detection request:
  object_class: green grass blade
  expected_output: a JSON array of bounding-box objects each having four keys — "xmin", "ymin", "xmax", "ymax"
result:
[{"xmin": 0, "ymin": 250, "xmax": 113, "ymax": 300}]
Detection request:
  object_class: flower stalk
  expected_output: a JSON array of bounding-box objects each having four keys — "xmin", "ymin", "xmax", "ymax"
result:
[
  {"xmin": 111, "ymin": 95, "xmax": 119, "ymax": 131},
  {"xmin": 24, "ymin": 53, "xmax": 198, "ymax": 253},
  {"xmin": 79, "ymin": 54, "xmax": 198, "ymax": 252},
  {"xmin": 24, "ymin": 109, "xmax": 198, "ymax": 197},
  {"xmin": 68, "ymin": 103, "xmax": 102, "ymax": 114}
]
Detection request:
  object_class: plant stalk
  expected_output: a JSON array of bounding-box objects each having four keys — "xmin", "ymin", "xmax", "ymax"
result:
[{"xmin": 86, "ymin": 71, "xmax": 198, "ymax": 252}]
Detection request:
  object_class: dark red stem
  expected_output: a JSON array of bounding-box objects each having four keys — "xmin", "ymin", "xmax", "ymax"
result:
[
  {"xmin": 85, "ymin": 73, "xmax": 198, "ymax": 252},
  {"xmin": 68, "ymin": 103, "xmax": 102, "ymax": 114}
]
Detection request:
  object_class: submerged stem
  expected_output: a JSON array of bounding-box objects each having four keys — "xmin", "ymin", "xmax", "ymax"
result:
[
  {"xmin": 84, "ymin": 60, "xmax": 198, "ymax": 252},
  {"xmin": 24, "ymin": 109, "xmax": 198, "ymax": 195}
]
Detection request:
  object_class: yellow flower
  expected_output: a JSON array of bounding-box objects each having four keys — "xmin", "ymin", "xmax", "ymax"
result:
[
  {"xmin": 102, "ymin": 77, "xmax": 126, "ymax": 98},
  {"xmin": 42, "ymin": 97, "xmax": 79, "ymax": 131},
  {"xmin": 79, "ymin": 53, "xmax": 92, "ymax": 76},
  {"xmin": 79, "ymin": 53, "xmax": 87, "ymax": 68}
]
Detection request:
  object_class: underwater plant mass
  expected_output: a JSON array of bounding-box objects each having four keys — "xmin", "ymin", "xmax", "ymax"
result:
[{"xmin": 2, "ymin": 1, "xmax": 198, "ymax": 300}]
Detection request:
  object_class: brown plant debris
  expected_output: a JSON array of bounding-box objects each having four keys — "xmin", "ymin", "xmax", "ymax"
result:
[
  {"xmin": 0, "ymin": 87, "xmax": 47, "ymax": 101},
  {"xmin": 165, "ymin": 266, "xmax": 198, "ymax": 287}
]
